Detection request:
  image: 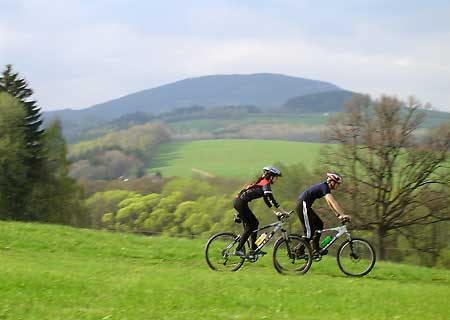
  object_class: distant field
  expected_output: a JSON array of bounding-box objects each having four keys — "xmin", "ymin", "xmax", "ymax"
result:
[
  {"xmin": 167, "ymin": 111, "xmax": 450, "ymax": 135},
  {"xmin": 167, "ymin": 113, "xmax": 332, "ymax": 133},
  {"xmin": 0, "ymin": 221, "xmax": 448, "ymax": 319},
  {"xmin": 148, "ymin": 139, "xmax": 324, "ymax": 179}
]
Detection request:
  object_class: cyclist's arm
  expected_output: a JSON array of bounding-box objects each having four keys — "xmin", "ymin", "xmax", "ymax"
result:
[
  {"xmin": 263, "ymin": 195, "xmax": 273, "ymax": 208},
  {"xmin": 264, "ymin": 193, "xmax": 280, "ymax": 208},
  {"xmin": 264, "ymin": 193, "xmax": 290, "ymax": 216},
  {"xmin": 262, "ymin": 183, "xmax": 280, "ymax": 209},
  {"xmin": 325, "ymin": 193, "xmax": 345, "ymax": 218}
]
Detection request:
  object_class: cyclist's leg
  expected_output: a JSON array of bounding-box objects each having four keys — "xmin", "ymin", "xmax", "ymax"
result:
[
  {"xmin": 234, "ymin": 199, "xmax": 258, "ymax": 251},
  {"xmin": 309, "ymin": 209, "xmax": 323, "ymax": 253},
  {"xmin": 295, "ymin": 200, "xmax": 309, "ymax": 255},
  {"xmin": 246, "ymin": 212, "xmax": 259, "ymax": 250},
  {"xmin": 298, "ymin": 200, "xmax": 314, "ymax": 239}
]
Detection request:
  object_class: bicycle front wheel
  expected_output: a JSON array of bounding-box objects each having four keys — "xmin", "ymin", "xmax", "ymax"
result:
[
  {"xmin": 337, "ymin": 237, "xmax": 376, "ymax": 277},
  {"xmin": 273, "ymin": 235, "xmax": 312, "ymax": 275},
  {"xmin": 205, "ymin": 232, "xmax": 245, "ymax": 272}
]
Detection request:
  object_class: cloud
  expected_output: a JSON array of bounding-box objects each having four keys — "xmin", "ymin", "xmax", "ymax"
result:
[{"xmin": 1, "ymin": 0, "xmax": 449, "ymax": 111}]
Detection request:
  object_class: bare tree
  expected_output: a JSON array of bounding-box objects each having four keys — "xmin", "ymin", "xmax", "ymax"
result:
[{"xmin": 324, "ymin": 95, "xmax": 450, "ymax": 260}]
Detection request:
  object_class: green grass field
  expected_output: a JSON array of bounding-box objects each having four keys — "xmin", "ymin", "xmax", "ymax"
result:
[
  {"xmin": 148, "ymin": 139, "xmax": 323, "ymax": 179},
  {"xmin": 0, "ymin": 221, "xmax": 448, "ymax": 319}
]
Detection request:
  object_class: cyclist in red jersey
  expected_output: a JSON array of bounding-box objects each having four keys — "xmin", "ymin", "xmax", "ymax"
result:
[{"xmin": 233, "ymin": 166, "xmax": 287, "ymax": 258}]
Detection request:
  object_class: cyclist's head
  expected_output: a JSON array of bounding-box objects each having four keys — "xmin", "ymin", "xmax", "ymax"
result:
[
  {"xmin": 263, "ymin": 166, "xmax": 282, "ymax": 181},
  {"xmin": 326, "ymin": 172, "xmax": 342, "ymax": 189}
]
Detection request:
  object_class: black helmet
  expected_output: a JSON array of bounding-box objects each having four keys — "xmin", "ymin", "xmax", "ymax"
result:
[{"xmin": 263, "ymin": 166, "xmax": 282, "ymax": 178}]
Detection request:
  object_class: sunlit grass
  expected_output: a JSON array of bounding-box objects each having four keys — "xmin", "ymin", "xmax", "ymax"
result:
[{"xmin": 0, "ymin": 221, "xmax": 448, "ymax": 319}]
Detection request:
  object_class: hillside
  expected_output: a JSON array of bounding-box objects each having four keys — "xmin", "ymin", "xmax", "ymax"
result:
[
  {"xmin": 282, "ymin": 90, "xmax": 356, "ymax": 113},
  {"xmin": 0, "ymin": 221, "xmax": 448, "ymax": 319},
  {"xmin": 148, "ymin": 139, "xmax": 324, "ymax": 179},
  {"xmin": 44, "ymin": 73, "xmax": 343, "ymax": 122}
]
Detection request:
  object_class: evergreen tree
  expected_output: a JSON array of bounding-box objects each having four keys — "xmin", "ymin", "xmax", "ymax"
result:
[
  {"xmin": 29, "ymin": 120, "xmax": 87, "ymax": 226},
  {"xmin": 0, "ymin": 64, "xmax": 44, "ymax": 180},
  {"xmin": 0, "ymin": 93, "xmax": 29, "ymax": 219}
]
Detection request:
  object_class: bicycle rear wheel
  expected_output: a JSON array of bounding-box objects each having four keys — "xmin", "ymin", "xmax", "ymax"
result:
[
  {"xmin": 273, "ymin": 235, "xmax": 312, "ymax": 275},
  {"xmin": 205, "ymin": 232, "xmax": 245, "ymax": 272},
  {"xmin": 337, "ymin": 237, "xmax": 376, "ymax": 277}
]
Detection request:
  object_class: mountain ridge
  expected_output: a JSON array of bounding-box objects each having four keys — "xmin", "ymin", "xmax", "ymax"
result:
[{"xmin": 45, "ymin": 73, "xmax": 343, "ymax": 121}]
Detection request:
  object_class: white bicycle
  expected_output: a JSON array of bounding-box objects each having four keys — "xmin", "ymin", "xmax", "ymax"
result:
[{"xmin": 307, "ymin": 221, "xmax": 376, "ymax": 277}]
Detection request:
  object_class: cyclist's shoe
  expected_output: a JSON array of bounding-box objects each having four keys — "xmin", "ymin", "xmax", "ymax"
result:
[
  {"xmin": 312, "ymin": 250, "xmax": 322, "ymax": 261},
  {"xmin": 256, "ymin": 250, "xmax": 267, "ymax": 256},
  {"xmin": 248, "ymin": 249, "xmax": 266, "ymax": 257},
  {"xmin": 233, "ymin": 249, "xmax": 246, "ymax": 258}
]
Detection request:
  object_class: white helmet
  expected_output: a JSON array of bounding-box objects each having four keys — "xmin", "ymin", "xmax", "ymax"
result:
[
  {"xmin": 263, "ymin": 166, "xmax": 282, "ymax": 177},
  {"xmin": 326, "ymin": 172, "xmax": 342, "ymax": 184}
]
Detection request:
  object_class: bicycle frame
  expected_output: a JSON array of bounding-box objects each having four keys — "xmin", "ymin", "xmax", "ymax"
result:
[
  {"xmin": 316, "ymin": 223, "xmax": 351, "ymax": 252},
  {"xmin": 205, "ymin": 211, "xmax": 313, "ymax": 273},
  {"xmin": 252, "ymin": 218, "xmax": 289, "ymax": 252},
  {"xmin": 220, "ymin": 220, "xmax": 285, "ymax": 256}
]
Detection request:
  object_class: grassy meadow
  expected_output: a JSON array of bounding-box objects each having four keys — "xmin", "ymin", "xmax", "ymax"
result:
[
  {"xmin": 0, "ymin": 221, "xmax": 448, "ymax": 319},
  {"xmin": 148, "ymin": 139, "xmax": 323, "ymax": 179}
]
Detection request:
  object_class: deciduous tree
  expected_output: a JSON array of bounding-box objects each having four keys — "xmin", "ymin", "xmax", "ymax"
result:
[{"xmin": 324, "ymin": 95, "xmax": 450, "ymax": 260}]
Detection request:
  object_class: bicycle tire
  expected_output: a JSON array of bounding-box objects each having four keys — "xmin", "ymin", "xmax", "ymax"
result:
[
  {"xmin": 205, "ymin": 232, "xmax": 245, "ymax": 272},
  {"xmin": 337, "ymin": 237, "xmax": 376, "ymax": 277},
  {"xmin": 272, "ymin": 234, "xmax": 312, "ymax": 275}
]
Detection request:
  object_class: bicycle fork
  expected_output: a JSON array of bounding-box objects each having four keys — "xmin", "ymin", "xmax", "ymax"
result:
[
  {"xmin": 280, "ymin": 231, "xmax": 299, "ymax": 262},
  {"xmin": 222, "ymin": 235, "xmax": 241, "ymax": 263},
  {"xmin": 347, "ymin": 237, "xmax": 361, "ymax": 260}
]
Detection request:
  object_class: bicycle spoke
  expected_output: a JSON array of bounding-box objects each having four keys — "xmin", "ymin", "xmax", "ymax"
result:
[
  {"xmin": 205, "ymin": 233, "xmax": 245, "ymax": 272},
  {"xmin": 337, "ymin": 238, "xmax": 376, "ymax": 277},
  {"xmin": 273, "ymin": 235, "xmax": 312, "ymax": 275}
]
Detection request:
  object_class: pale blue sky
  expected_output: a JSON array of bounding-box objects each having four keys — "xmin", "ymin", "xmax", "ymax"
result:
[{"xmin": 1, "ymin": 0, "xmax": 449, "ymax": 111}]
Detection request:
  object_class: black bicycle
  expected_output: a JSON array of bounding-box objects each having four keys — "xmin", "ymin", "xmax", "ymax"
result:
[
  {"xmin": 309, "ymin": 221, "xmax": 376, "ymax": 277},
  {"xmin": 204, "ymin": 211, "xmax": 312, "ymax": 274}
]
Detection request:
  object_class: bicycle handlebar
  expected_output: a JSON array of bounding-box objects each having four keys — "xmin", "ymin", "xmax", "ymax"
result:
[{"xmin": 275, "ymin": 210, "xmax": 294, "ymax": 220}]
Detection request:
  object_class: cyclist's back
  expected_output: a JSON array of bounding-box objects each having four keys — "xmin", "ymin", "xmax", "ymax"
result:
[{"xmin": 298, "ymin": 181, "xmax": 330, "ymax": 208}]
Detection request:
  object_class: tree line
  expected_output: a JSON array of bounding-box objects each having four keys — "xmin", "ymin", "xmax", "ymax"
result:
[{"xmin": 68, "ymin": 121, "xmax": 170, "ymax": 180}]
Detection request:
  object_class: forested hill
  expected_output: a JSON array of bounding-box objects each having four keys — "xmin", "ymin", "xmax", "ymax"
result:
[
  {"xmin": 44, "ymin": 73, "xmax": 343, "ymax": 122},
  {"xmin": 282, "ymin": 90, "xmax": 356, "ymax": 113}
]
